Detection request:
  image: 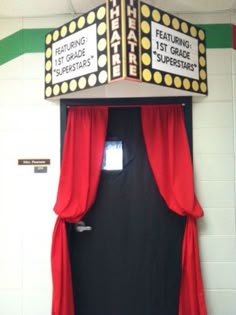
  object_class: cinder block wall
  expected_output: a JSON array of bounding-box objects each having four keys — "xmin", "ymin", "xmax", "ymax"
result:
[
  {"xmin": 179, "ymin": 11, "xmax": 236, "ymax": 315},
  {"xmin": 0, "ymin": 12, "xmax": 236, "ymax": 315},
  {"xmin": 193, "ymin": 47, "xmax": 236, "ymax": 315}
]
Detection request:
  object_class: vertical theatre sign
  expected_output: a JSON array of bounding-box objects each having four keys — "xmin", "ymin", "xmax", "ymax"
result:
[
  {"xmin": 125, "ymin": 0, "xmax": 140, "ymax": 80},
  {"xmin": 107, "ymin": 0, "xmax": 139, "ymax": 81},
  {"xmin": 107, "ymin": 0, "xmax": 123, "ymax": 80},
  {"xmin": 45, "ymin": 0, "xmax": 207, "ymax": 98}
]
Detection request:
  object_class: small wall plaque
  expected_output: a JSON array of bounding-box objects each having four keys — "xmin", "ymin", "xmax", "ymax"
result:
[
  {"xmin": 18, "ymin": 159, "xmax": 51, "ymax": 165},
  {"xmin": 34, "ymin": 166, "xmax": 48, "ymax": 173}
]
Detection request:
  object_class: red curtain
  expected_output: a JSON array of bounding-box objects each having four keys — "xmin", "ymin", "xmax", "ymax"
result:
[
  {"xmin": 141, "ymin": 104, "xmax": 207, "ymax": 315},
  {"xmin": 51, "ymin": 106, "xmax": 108, "ymax": 315},
  {"xmin": 51, "ymin": 104, "xmax": 206, "ymax": 315}
]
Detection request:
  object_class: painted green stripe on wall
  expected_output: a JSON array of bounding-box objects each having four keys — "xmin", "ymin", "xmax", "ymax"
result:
[
  {"xmin": 0, "ymin": 28, "xmax": 52, "ymax": 65},
  {"xmin": 0, "ymin": 24, "xmax": 233, "ymax": 65},
  {"xmin": 24, "ymin": 29, "xmax": 53, "ymax": 52},
  {"xmin": 198, "ymin": 24, "xmax": 232, "ymax": 48}
]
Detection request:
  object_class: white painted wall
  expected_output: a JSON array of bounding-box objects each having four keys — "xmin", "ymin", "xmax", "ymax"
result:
[
  {"xmin": 181, "ymin": 11, "xmax": 236, "ymax": 315},
  {"xmin": 0, "ymin": 13, "xmax": 236, "ymax": 315},
  {"xmin": 0, "ymin": 17, "xmax": 67, "ymax": 314},
  {"xmin": 0, "ymin": 52, "xmax": 61, "ymax": 314},
  {"xmin": 193, "ymin": 48, "xmax": 236, "ymax": 315}
]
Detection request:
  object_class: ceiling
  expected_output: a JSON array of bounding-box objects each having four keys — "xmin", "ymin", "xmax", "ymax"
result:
[{"xmin": 0, "ymin": 0, "xmax": 236, "ymax": 18}]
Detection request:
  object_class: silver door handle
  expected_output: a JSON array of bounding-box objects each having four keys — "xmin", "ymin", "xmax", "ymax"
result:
[{"xmin": 75, "ymin": 221, "xmax": 92, "ymax": 232}]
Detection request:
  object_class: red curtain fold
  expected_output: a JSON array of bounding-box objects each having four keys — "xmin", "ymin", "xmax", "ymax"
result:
[
  {"xmin": 141, "ymin": 104, "xmax": 207, "ymax": 315},
  {"xmin": 179, "ymin": 217, "xmax": 207, "ymax": 315},
  {"xmin": 51, "ymin": 106, "xmax": 108, "ymax": 315}
]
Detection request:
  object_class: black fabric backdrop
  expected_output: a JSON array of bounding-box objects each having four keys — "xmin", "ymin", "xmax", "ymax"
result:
[{"xmin": 67, "ymin": 107, "xmax": 186, "ymax": 315}]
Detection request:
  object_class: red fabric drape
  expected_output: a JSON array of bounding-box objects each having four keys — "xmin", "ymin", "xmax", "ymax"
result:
[
  {"xmin": 51, "ymin": 106, "xmax": 108, "ymax": 315},
  {"xmin": 141, "ymin": 104, "xmax": 207, "ymax": 315}
]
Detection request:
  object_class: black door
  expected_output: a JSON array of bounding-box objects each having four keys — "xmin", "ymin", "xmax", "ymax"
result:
[{"xmin": 68, "ymin": 107, "xmax": 186, "ymax": 315}]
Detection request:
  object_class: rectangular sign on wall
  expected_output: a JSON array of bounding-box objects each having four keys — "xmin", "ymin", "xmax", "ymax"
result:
[
  {"xmin": 52, "ymin": 24, "xmax": 98, "ymax": 85},
  {"xmin": 140, "ymin": 1, "xmax": 207, "ymax": 94},
  {"xmin": 45, "ymin": 4, "xmax": 108, "ymax": 98},
  {"xmin": 18, "ymin": 159, "xmax": 51, "ymax": 165},
  {"xmin": 151, "ymin": 22, "xmax": 199, "ymax": 80}
]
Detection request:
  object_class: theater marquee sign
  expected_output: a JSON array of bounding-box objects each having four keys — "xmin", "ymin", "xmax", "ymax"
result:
[{"xmin": 44, "ymin": 0, "xmax": 207, "ymax": 98}]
